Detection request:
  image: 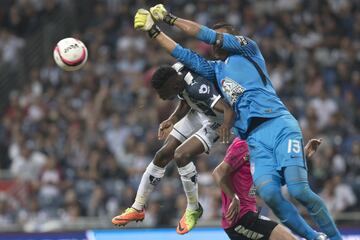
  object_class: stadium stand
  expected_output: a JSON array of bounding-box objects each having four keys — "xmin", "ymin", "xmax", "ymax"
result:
[{"xmin": 0, "ymin": 0, "xmax": 358, "ymax": 232}]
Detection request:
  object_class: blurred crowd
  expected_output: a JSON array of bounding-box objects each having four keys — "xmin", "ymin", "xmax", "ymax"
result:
[{"xmin": 0, "ymin": 0, "xmax": 359, "ymax": 231}]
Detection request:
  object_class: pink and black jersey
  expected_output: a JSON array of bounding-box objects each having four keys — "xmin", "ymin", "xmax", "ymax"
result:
[{"xmin": 221, "ymin": 137, "xmax": 257, "ymax": 229}]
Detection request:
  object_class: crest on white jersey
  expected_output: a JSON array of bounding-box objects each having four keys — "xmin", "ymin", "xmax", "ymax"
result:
[{"xmin": 221, "ymin": 77, "xmax": 245, "ymax": 104}]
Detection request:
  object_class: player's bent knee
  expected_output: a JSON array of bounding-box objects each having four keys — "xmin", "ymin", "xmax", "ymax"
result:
[
  {"xmin": 269, "ymin": 225, "xmax": 297, "ymax": 240},
  {"xmin": 287, "ymin": 182, "xmax": 315, "ymax": 203},
  {"xmin": 173, "ymin": 149, "xmax": 192, "ymax": 166},
  {"xmin": 153, "ymin": 147, "xmax": 174, "ymax": 168}
]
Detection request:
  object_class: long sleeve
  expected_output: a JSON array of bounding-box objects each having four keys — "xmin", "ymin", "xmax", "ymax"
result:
[
  {"xmin": 196, "ymin": 25, "xmax": 259, "ymax": 57},
  {"xmin": 171, "ymin": 44, "xmax": 217, "ymax": 82}
]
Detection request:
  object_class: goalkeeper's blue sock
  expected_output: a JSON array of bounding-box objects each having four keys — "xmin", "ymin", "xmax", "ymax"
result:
[
  {"xmin": 256, "ymin": 176, "xmax": 318, "ymax": 240},
  {"xmin": 285, "ymin": 166, "xmax": 342, "ymax": 240}
]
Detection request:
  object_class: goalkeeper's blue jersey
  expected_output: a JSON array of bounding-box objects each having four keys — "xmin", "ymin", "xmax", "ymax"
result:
[{"xmin": 171, "ymin": 26, "xmax": 290, "ymax": 138}]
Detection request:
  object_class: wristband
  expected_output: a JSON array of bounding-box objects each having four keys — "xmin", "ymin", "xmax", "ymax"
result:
[
  {"xmin": 215, "ymin": 32, "xmax": 224, "ymax": 47},
  {"xmin": 163, "ymin": 13, "xmax": 178, "ymax": 25},
  {"xmin": 148, "ymin": 24, "xmax": 161, "ymax": 38}
]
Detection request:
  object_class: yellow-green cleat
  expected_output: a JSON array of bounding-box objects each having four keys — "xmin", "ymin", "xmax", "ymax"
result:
[{"xmin": 176, "ymin": 203, "xmax": 203, "ymax": 234}]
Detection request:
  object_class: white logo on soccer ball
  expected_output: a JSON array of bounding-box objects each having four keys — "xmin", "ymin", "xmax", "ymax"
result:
[{"xmin": 53, "ymin": 38, "xmax": 88, "ymax": 71}]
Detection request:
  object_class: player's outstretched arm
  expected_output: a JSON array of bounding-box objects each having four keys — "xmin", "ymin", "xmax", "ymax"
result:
[
  {"xmin": 150, "ymin": 4, "xmax": 258, "ymax": 56},
  {"xmin": 134, "ymin": 9, "xmax": 216, "ymax": 81},
  {"xmin": 158, "ymin": 100, "xmax": 190, "ymax": 140},
  {"xmin": 166, "ymin": 100, "xmax": 190, "ymax": 125},
  {"xmin": 213, "ymin": 99, "xmax": 235, "ymax": 143},
  {"xmin": 213, "ymin": 162, "xmax": 240, "ymax": 223}
]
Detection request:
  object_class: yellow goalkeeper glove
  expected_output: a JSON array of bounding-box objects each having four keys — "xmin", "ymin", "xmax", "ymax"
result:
[
  {"xmin": 150, "ymin": 4, "xmax": 167, "ymax": 21},
  {"xmin": 150, "ymin": 4, "xmax": 177, "ymax": 25},
  {"xmin": 134, "ymin": 9, "xmax": 160, "ymax": 38}
]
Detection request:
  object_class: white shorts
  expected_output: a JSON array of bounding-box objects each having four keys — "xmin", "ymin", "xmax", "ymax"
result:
[{"xmin": 170, "ymin": 110, "xmax": 221, "ymax": 152}]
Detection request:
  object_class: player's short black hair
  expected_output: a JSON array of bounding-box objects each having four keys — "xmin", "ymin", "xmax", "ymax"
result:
[
  {"xmin": 212, "ymin": 22, "xmax": 239, "ymax": 35},
  {"xmin": 151, "ymin": 65, "xmax": 177, "ymax": 89}
]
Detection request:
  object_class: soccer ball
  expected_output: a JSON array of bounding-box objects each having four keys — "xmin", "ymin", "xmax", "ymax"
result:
[{"xmin": 53, "ymin": 38, "xmax": 88, "ymax": 71}]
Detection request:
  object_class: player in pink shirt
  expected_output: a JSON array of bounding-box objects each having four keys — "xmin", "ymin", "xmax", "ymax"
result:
[{"xmin": 213, "ymin": 137, "xmax": 322, "ymax": 240}]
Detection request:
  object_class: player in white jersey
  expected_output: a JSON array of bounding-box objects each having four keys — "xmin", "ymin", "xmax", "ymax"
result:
[{"xmin": 112, "ymin": 62, "xmax": 235, "ymax": 234}]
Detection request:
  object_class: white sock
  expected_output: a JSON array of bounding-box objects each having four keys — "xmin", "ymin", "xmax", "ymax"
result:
[
  {"xmin": 178, "ymin": 162, "xmax": 199, "ymax": 211},
  {"xmin": 132, "ymin": 162, "xmax": 165, "ymax": 211}
]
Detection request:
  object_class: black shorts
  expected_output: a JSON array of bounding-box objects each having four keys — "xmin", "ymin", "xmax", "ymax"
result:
[{"xmin": 224, "ymin": 211, "xmax": 278, "ymax": 240}]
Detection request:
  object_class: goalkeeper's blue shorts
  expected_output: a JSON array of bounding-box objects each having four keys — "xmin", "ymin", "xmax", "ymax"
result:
[{"xmin": 246, "ymin": 114, "xmax": 307, "ymax": 186}]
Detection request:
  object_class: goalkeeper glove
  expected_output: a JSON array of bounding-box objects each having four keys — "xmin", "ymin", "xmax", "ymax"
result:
[
  {"xmin": 150, "ymin": 4, "xmax": 177, "ymax": 25},
  {"xmin": 134, "ymin": 9, "xmax": 160, "ymax": 38}
]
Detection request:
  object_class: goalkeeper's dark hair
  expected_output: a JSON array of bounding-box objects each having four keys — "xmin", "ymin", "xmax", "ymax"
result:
[
  {"xmin": 151, "ymin": 65, "xmax": 177, "ymax": 89},
  {"xmin": 212, "ymin": 22, "xmax": 239, "ymax": 35}
]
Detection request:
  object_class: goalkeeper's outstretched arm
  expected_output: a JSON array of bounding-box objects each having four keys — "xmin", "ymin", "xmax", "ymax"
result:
[
  {"xmin": 150, "ymin": 4, "xmax": 259, "ymax": 57},
  {"xmin": 175, "ymin": 18, "xmax": 258, "ymax": 57},
  {"xmin": 134, "ymin": 9, "xmax": 216, "ymax": 82}
]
